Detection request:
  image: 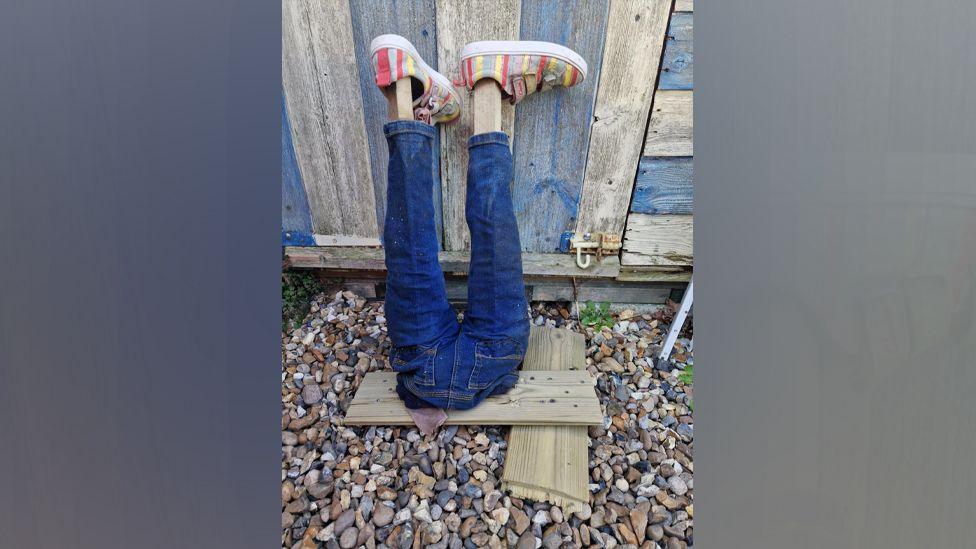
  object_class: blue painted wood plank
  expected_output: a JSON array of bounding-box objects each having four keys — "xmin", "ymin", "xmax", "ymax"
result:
[
  {"xmin": 348, "ymin": 0, "xmax": 443, "ymax": 248},
  {"xmin": 512, "ymin": 0, "xmax": 610, "ymax": 252},
  {"xmin": 630, "ymin": 157, "xmax": 693, "ymax": 215},
  {"xmin": 281, "ymin": 94, "xmax": 313, "ymax": 244},
  {"xmin": 659, "ymin": 13, "xmax": 693, "ymax": 90}
]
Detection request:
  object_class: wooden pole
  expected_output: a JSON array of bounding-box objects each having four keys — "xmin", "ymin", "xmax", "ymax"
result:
[
  {"xmin": 472, "ymin": 79, "xmax": 502, "ymax": 134},
  {"xmin": 384, "ymin": 78, "xmax": 414, "ymax": 120}
]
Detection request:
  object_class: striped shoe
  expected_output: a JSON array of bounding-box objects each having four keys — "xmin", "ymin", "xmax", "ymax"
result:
[
  {"xmin": 370, "ymin": 34, "xmax": 462, "ymax": 124},
  {"xmin": 458, "ymin": 41, "xmax": 588, "ymax": 104}
]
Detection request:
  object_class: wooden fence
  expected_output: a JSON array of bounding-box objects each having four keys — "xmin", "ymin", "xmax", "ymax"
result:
[{"xmin": 282, "ymin": 0, "xmax": 694, "ymax": 298}]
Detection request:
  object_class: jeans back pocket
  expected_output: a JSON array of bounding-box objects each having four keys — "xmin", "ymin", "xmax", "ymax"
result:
[
  {"xmin": 468, "ymin": 338, "xmax": 524, "ymax": 391},
  {"xmin": 390, "ymin": 343, "xmax": 437, "ymax": 387}
]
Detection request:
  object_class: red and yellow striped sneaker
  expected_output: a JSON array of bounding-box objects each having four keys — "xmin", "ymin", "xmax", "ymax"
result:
[
  {"xmin": 370, "ymin": 34, "xmax": 462, "ymax": 124},
  {"xmin": 458, "ymin": 41, "xmax": 588, "ymax": 104}
]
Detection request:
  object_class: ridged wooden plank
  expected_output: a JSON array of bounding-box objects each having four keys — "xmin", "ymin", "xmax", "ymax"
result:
[
  {"xmin": 282, "ymin": 0, "xmax": 377, "ymax": 238},
  {"xmin": 621, "ymin": 213, "xmax": 694, "ymax": 266},
  {"xmin": 283, "ymin": 247, "xmax": 621, "ymax": 278},
  {"xmin": 643, "ymin": 89, "xmax": 693, "ymax": 156},
  {"xmin": 436, "ymin": 0, "xmax": 521, "ymax": 251},
  {"xmin": 574, "ymin": 0, "xmax": 671, "ymax": 237},
  {"xmin": 631, "ymin": 157, "xmax": 694, "ymax": 214},
  {"xmin": 502, "ymin": 327, "xmax": 590, "ymax": 513},
  {"xmin": 511, "ymin": 0, "xmax": 610, "ymax": 252},
  {"xmin": 344, "ymin": 371, "xmax": 601, "ymax": 426},
  {"xmin": 348, "ymin": 0, "xmax": 442, "ymax": 243},
  {"xmin": 281, "ymin": 95, "xmax": 313, "ymax": 245},
  {"xmin": 659, "ymin": 12, "xmax": 693, "ymax": 90}
]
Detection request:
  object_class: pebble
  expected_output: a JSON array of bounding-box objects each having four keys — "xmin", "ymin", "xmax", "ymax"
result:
[{"xmin": 373, "ymin": 504, "xmax": 394, "ymax": 527}]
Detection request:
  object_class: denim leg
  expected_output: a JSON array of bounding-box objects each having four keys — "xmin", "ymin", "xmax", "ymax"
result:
[
  {"xmin": 462, "ymin": 132, "xmax": 530, "ymax": 344},
  {"xmin": 383, "ymin": 121, "xmax": 459, "ymax": 349}
]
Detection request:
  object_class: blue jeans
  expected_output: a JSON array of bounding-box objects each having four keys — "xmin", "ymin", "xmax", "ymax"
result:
[{"xmin": 383, "ymin": 120, "xmax": 530, "ymax": 410}]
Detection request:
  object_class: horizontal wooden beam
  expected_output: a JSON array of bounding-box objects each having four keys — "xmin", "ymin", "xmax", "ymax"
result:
[
  {"xmin": 659, "ymin": 12, "xmax": 693, "ymax": 90},
  {"xmin": 631, "ymin": 157, "xmax": 694, "ymax": 215},
  {"xmin": 284, "ymin": 247, "xmax": 621, "ymax": 278},
  {"xmin": 643, "ymin": 90, "xmax": 692, "ymax": 157},
  {"xmin": 343, "ymin": 371, "xmax": 603, "ymax": 426},
  {"xmin": 622, "ymin": 214, "xmax": 694, "ymax": 267}
]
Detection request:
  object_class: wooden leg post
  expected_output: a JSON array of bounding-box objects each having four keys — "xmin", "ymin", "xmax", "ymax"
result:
[
  {"xmin": 472, "ymin": 79, "xmax": 502, "ymax": 134},
  {"xmin": 384, "ymin": 77, "xmax": 414, "ymax": 120}
]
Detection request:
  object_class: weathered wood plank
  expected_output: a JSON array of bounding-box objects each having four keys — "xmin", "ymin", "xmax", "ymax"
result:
[
  {"xmin": 530, "ymin": 280, "xmax": 671, "ymax": 303},
  {"xmin": 441, "ymin": 277, "xmax": 678, "ymax": 304},
  {"xmin": 283, "ymin": 247, "xmax": 621, "ymax": 278},
  {"xmin": 631, "ymin": 157, "xmax": 693, "ymax": 214},
  {"xmin": 574, "ymin": 0, "xmax": 671, "ymax": 237},
  {"xmin": 616, "ymin": 268, "xmax": 693, "ymax": 283},
  {"xmin": 674, "ymin": 0, "xmax": 693, "ymax": 12},
  {"xmin": 659, "ymin": 12, "xmax": 693, "ymax": 90},
  {"xmin": 643, "ymin": 89, "xmax": 693, "ymax": 156},
  {"xmin": 502, "ymin": 327, "xmax": 589, "ymax": 512},
  {"xmin": 281, "ymin": 94, "xmax": 313, "ymax": 245},
  {"xmin": 511, "ymin": 0, "xmax": 610, "ymax": 252},
  {"xmin": 344, "ymin": 370, "xmax": 602, "ymax": 426},
  {"xmin": 282, "ymin": 0, "xmax": 378, "ymax": 238},
  {"xmin": 348, "ymin": 0, "xmax": 442, "ymax": 242},
  {"xmin": 436, "ymin": 0, "xmax": 520, "ymax": 251},
  {"xmin": 621, "ymin": 214, "xmax": 694, "ymax": 266}
]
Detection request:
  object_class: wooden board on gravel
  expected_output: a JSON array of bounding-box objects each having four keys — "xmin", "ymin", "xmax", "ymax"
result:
[
  {"xmin": 501, "ymin": 326, "xmax": 592, "ymax": 513},
  {"xmin": 344, "ymin": 370, "xmax": 602, "ymax": 426}
]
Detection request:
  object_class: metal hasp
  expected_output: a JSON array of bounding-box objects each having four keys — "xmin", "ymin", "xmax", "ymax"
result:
[{"xmin": 560, "ymin": 231, "xmax": 622, "ymax": 269}]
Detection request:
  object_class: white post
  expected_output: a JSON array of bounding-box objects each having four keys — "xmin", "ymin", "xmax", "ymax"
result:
[{"xmin": 657, "ymin": 276, "xmax": 693, "ymax": 364}]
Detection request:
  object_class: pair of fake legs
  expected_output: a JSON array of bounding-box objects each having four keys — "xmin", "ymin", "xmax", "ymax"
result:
[{"xmin": 383, "ymin": 78, "xmax": 526, "ymax": 433}]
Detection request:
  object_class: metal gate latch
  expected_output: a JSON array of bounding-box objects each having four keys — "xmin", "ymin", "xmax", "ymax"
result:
[{"xmin": 559, "ymin": 231, "xmax": 622, "ymax": 269}]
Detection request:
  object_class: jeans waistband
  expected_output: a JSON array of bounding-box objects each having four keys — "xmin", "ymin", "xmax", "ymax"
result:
[
  {"xmin": 468, "ymin": 131, "xmax": 510, "ymax": 148},
  {"xmin": 384, "ymin": 119, "xmax": 437, "ymax": 139}
]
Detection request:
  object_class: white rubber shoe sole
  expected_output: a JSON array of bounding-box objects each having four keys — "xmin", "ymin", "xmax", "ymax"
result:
[
  {"xmin": 369, "ymin": 33, "xmax": 460, "ymax": 105},
  {"xmin": 459, "ymin": 40, "xmax": 588, "ymax": 79}
]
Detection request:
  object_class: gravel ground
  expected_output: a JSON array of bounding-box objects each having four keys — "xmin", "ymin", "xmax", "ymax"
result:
[{"xmin": 282, "ymin": 290, "xmax": 694, "ymax": 548}]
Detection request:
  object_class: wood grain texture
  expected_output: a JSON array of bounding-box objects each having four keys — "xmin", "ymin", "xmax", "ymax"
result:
[
  {"xmin": 659, "ymin": 12, "xmax": 693, "ymax": 90},
  {"xmin": 282, "ymin": 0, "xmax": 378, "ymax": 238},
  {"xmin": 283, "ymin": 247, "xmax": 621, "ymax": 278},
  {"xmin": 281, "ymin": 94, "xmax": 313, "ymax": 237},
  {"xmin": 511, "ymin": 0, "xmax": 610, "ymax": 252},
  {"xmin": 574, "ymin": 0, "xmax": 671, "ymax": 237},
  {"xmin": 502, "ymin": 327, "xmax": 589, "ymax": 512},
  {"xmin": 643, "ymin": 89, "xmax": 693, "ymax": 156},
  {"xmin": 344, "ymin": 370, "xmax": 602, "ymax": 426},
  {"xmin": 472, "ymin": 80, "xmax": 503, "ymax": 134},
  {"xmin": 616, "ymin": 267, "xmax": 693, "ymax": 283},
  {"xmin": 674, "ymin": 0, "xmax": 693, "ymax": 11},
  {"xmin": 621, "ymin": 214, "xmax": 694, "ymax": 266},
  {"xmin": 631, "ymin": 157, "xmax": 694, "ymax": 214},
  {"xmin": 436, "ymin": 0, "xmax": 520, "ymax": 251},
  {"xmin": 530, "ymin": 280, "xmax": 671, "ymax": 303},
  {"xmin": 348, "ymin": 0, "xmax": 442, "ymax": 241}
]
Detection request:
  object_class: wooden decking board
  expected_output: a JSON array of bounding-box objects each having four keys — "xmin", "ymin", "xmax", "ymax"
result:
[
  {"xmin": 283, "ymin": 247, "xmax": 621, "ymax": 278},
  {"xmin": 344, "ymin": 371, "xmax": 602, "ymax": 426},
  {"xmin": 501, "ymin": 327, "xmax": 591, "ymax": 512}
]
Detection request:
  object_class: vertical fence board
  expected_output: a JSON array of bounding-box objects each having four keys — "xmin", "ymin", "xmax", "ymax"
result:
[
  {"xmin": 436, "ymin": 0, "xmax": 521, "ymax": 251},
  {"xmin": 348, "ymin": 0, "xmax": 442, "ymax": 245},
  {"xmin": 643, "ymin": 89, "xmax": 693, "ymax": 156},
  {"xmin": 282, "ymin": 0, "xmax": 377, "ymax": 238},
  {"xmin": 281, "ymin": 95, "xmax": 314, "ymax": 245},
  {"xmin": 511, "ymin": 0, "xmax": 610, "ymax": 252},
  {"xmin": 574, "ymin": 0, "xmax": 671, "ymax": 237},
  {"xmin": 631, "ymin": 157, "xmax": 694, "ymax": 214},
  {"xmin": 658, "ymin": 12, "xmax": 693, "ymax": 90}
]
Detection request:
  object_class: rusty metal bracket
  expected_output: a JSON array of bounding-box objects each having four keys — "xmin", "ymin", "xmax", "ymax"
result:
[{"xmin": 560, "ymin": 231, "xmax": 622, "ymax": 269}]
